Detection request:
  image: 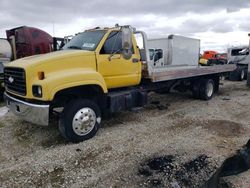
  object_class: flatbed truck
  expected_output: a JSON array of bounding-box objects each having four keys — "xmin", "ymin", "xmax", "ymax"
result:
[{"xmin": 4, "ymin": 25, "xmax": 236, "ymax": 142}]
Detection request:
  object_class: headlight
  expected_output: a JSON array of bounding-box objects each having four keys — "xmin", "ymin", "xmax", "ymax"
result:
[{"xmin": 32, "ymin": 85, "xmax": 42, "ymax": 97}]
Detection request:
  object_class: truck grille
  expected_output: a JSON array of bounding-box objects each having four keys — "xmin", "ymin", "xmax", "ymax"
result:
[{"xmin": 4, "ymin": 67, "xmax": 26, "ymax": 96}]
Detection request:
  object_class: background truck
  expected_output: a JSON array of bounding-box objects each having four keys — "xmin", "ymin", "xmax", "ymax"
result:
[
  {"xmin": 3, "ymin": 25, "xmax": 236, "ymax": 143},
  {"xmin": 227, "ymin": 45, "xmax": 250, "ymax": 81},
  {"xmin": 0, "ymin": 26, "xmax": 67, "ymax": 99},
  {"xmin": 199, "ymin": 50, "xmax": 227, "ymax": 66},
  {"xmin": 0, "ymin": 39, "xmax": 12, "ymax": 99}
]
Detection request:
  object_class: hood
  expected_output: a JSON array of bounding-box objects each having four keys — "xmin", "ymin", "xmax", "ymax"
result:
[{"xmin": 8, "ymin": 50, "xmax": 95, "ymax": 69}]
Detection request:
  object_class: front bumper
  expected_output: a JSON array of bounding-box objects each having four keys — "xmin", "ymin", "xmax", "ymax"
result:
[{"xmin": 4, "ymin": 92, "xmax": 50, "ymax": 126}]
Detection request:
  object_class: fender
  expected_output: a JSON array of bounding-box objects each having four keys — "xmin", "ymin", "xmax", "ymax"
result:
[{"xmin": 40, "ymin": 69, "xmax": 108, "ymax": 100}]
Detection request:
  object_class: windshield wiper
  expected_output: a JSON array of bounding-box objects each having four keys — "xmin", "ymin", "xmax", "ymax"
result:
[{"xmin": 67, "ymin": 46, "xmax": 82, "ymax": 50}]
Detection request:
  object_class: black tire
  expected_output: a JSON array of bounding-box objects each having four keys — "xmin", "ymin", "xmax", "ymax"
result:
[
  {"xmin": 0, "ymin": 92, "xmax": 3, "ymax": 101},
  {"xmin": 239, "ymin": 68, "xmax": 245, "ymax": 81},
  {"xmin": 229, "ymin": 67, "xmax": 245, "ymax": 81},
  {"xmin": 244, "ymin": 68, "xmax": 248, "ymax": 80},
  {"xmin": 59, "ymin": 99, "xmax": 101, "ymax": 143},
  {"xmin": 247, "ymin": 73, "xmax": 250, "ymax": 87},
  {"xmin": 199, "ymin": 78, "xmax": 215, "ymax": 100},
  {"xmin": 191, "ymin": 80, "xmax": 201, "ymax": 99},
  {"xmin": 0, "ymin": 87, "xmax": 4, "ymax": 102}
]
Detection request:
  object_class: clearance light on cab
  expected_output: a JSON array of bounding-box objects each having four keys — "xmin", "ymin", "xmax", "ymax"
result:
[{"xmin": 38, "ymin": 71, "xmax": 45, "ymax": 80}]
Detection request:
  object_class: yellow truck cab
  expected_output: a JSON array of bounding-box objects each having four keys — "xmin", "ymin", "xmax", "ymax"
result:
[{"xmin": 4, "ymin": 25, "xmax": 236, "ymax": 142}]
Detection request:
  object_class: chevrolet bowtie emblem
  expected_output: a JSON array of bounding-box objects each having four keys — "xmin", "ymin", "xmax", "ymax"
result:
[{"xmin": 8, "ymin": 76, "xmax": 14, "ymax": 83}]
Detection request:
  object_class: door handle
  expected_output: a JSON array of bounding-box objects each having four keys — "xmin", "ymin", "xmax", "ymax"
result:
[{"xmin": 132, "ymin": 58, "xmax": 139, "ymax": 63}]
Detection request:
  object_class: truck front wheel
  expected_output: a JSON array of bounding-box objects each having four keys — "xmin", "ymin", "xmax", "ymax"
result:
[{"xmin": 59, "ymin": 99, "xmax": 101, "ymax": 143}]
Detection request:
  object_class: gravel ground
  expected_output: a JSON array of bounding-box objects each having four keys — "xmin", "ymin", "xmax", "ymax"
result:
[
  {"xmin": 220, "ymin": 170, "xmax": 250, "ymax": 187},
  {"xmin": 0, "ymin": 80, "xmax": 250, "ymax": 187},
  {"xmin": 0, "ymin": 102, "xmax": 4, "ymax": 107},
  {"xmin": 0, "ymin": 106, "xmax": 8, "ymax": 118}
]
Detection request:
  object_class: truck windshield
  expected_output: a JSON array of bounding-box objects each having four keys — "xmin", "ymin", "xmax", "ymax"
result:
[{"xmin": 63, "ymin": 30, "xmax": 106, "ymax": 51}]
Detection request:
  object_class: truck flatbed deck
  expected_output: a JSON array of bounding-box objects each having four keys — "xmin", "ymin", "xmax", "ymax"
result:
[{"xmin": 151, "ymin": 64, "xmax": 236, "ymax": 82}]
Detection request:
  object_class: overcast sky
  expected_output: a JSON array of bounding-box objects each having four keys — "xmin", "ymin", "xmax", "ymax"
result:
[{"xmin": 1, "ymin": 0, "xmax": 250, "ymax": 52}]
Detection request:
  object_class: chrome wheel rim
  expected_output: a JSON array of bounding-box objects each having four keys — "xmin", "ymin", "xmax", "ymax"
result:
[
  {"xmin": 241, "ymin": 70, "xmax": 245, "ymax": 80},
  {"xmin": 207, "ymin": 82, "xmax": 214, "ymax": 97},
  {"xmin": 72, "ymin": 108, "xmax": 96, "ymax": 136}
]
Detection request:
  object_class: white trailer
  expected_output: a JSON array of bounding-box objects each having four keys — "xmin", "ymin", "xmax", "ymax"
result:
[{"xmin": 147, "ymin": 35, "xmax": 200, "ymax": 68}]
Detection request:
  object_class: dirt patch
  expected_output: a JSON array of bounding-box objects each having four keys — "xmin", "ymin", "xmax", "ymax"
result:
[
  {"xmin": 35, "ymin": 166, "xmax": 65, "ymax": 187},
  {"xmin": 146, "ymin": 100, "xmax": 170, "ymax": 111},
  {"xmin": 139, "ymin": 155, "xmax": 175, "ymax": 177},
  {"xmin": 182, "ymin": 154, "xmax": 209, "ymax": 173},
  {"xmin": 138, "ymin": 154, "xmax": 214, "ymax": 187},
  {"xmin": 169, "ymin": 118, "xmax": 246, "ymax": 138},
  {"xmin": 40, "ymin": 135, "xmax": 68, "ymax": 148},
  {"xmin": 201, "ymin": 119, "xmax": 246, "ymax": 138}
]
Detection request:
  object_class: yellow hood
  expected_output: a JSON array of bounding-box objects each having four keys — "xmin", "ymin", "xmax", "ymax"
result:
[{"xmin": 8, "ymin": 50, "xmax": 95, "ymax": 69}]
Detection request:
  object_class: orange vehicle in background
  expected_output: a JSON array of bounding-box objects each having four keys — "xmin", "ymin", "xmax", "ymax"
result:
[
  {"xmin": 203, "ymin": 50, "xmax": 217, "ymax": 59},
  {"xmin": 199, "ymin": 50, "xmax": 227, "ymax": 66}
]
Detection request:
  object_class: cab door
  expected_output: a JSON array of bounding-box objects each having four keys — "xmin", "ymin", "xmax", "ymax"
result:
[{"xmin": 96, "ymin": 31, "xmax": 141, "ymax": 89}]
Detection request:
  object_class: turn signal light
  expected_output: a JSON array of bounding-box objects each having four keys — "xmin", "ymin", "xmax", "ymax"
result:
[{"xmin": 38, "ymin": 71, "xmax": 45, "ymax": 80}]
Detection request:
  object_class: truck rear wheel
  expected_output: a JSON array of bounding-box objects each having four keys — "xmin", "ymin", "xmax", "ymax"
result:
[
  {"xmin": 59, "ymin": 99, "xmax": 101, "ymax": 143},
  {"xmin": 199, "ymin": 78, "xmax": 215, "ymax": 100},
  {"xmin": 191, "ymin": 80, "xmax": 201, "ymax": 99},
  {"xmin": 229, "ymin": 67, "xmax": 245, "ymax": 81},
  {"xmin": 239, "ymin": 68, "xmax": 245, "ymax": 81},
  {"xmin": 244, "ymin": 69, "xmax": 247, "ymax": 80}
]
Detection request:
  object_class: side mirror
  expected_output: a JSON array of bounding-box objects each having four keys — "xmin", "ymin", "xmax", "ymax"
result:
[{"xmin": 121, "ymin": 26, "xmax": 133, "ymax": 60}]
